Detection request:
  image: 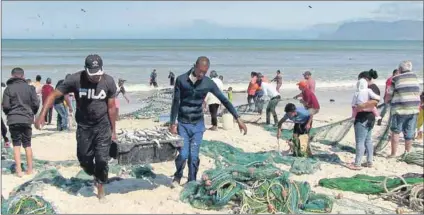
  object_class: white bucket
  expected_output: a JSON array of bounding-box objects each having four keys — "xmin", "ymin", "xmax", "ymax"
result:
[{"xmin": 222, "ymin": 113, "xmax": 234, "ymax": 130}]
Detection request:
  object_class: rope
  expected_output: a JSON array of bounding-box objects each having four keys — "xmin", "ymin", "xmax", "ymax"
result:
[{"xmin": 368, "ymin": 175, "xmax": 424, "ymax": 212}]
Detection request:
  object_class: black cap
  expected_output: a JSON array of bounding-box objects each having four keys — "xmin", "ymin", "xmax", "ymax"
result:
[{"xmin": 85, "ymin": 54, "xmax": 104, "ymax": 75}]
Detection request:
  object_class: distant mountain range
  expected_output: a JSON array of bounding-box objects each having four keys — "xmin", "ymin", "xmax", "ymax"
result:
[{"xmin": 137, "ymin": 19, "xmax": 423, "ymax": 40}]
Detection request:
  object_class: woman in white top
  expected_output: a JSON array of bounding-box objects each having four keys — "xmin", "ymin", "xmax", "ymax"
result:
[{"xmin": 204, "ymin": 70, "xmax": 224, "ymax": 130}]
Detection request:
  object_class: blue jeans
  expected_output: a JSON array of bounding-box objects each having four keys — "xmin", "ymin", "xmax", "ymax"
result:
[
  {"xmin": 390, "ymin": 114, "xmax": 418, "ymax": 141},
  {"xmin": 354, "ymin": 121, "xmax": 373, "ymax": 166},
  {"xmin": 54, "ymin": 103, "xmax": 68, "ymax": 131},
  {"xmin": 174, "ymin": 120, "xmax": 205, "ymax": 182}
]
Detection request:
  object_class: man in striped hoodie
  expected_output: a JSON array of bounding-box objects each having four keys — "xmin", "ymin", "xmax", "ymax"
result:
[{"xmin": 385, "ymin": 60, "xmax": 421, "ymax": 157}]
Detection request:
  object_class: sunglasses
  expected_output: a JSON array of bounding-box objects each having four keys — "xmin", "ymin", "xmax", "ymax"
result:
[{"xmin": 86, "ymin": 68, "xmax": 104, "ymax": 76}]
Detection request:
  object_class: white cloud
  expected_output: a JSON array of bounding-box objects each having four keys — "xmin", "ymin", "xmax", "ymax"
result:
[{"xmin": 372, "ymin": 1, "xmax": 423, "ymax": 20}]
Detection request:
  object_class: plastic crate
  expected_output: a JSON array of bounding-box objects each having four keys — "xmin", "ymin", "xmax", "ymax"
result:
[{"xmin": 110, "ymin": 139, "xmax": 183, "ymax": 165}]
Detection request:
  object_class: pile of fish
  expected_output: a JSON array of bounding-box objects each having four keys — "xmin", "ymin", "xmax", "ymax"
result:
[
  {"xmin": 120, "ymin": 88, "xmax": 174, "ymax": 120},
  {"xmin": 116, "ymin": 127, "xmax": 181, "ymax": 145}
]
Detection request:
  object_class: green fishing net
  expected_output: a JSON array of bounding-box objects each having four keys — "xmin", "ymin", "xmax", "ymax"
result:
[
  {"xmin": 318, "ymin": 174, "xmax": 424, "ymax": 195},
  {"xmin": 180, "ymin": 140, "xmax": 335, "ymax": 213},
  {"xmin": 1, "ymin": 195, "xmax": 56, "ymax": 214}
]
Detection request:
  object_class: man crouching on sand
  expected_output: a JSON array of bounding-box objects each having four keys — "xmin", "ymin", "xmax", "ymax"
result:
[
  {"xmin": 35, "ymin": 54, "xmax": 117, "ymax": 201},
  {"xmin": 169, "ymin": 56, "xmax": 247, "ymax": 186},
  {"xmin": 276, "ymin": 103, "xmax": 311, "ymax": 156}
]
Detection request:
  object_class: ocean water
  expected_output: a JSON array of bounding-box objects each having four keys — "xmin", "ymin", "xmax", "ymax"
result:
[{"xmin": 1, "ymin": 39, "xmax": 423, "ymax": 92}]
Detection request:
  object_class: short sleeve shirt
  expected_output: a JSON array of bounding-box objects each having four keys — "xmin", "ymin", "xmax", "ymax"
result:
[
  {"xmin": 302, "ymin": 88, "xmax": 320, "ymax": 110},
  {"xmin": 281, "ymin": 107, "xmax": 310, "ymax": 124},
  {"xmin": 56, "ymin": 71, "xmax": 117, "ymax": 126}
]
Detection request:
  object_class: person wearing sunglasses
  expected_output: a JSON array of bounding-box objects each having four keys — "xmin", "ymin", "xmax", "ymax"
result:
[{"xmin": 34, "ymin": 54, "xmax": 117, "ymax": 201}]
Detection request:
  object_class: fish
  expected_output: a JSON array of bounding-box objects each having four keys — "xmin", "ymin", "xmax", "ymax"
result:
[{"xmin": 116, "ymin": 127, "xmax": 181, "ymax": 145}]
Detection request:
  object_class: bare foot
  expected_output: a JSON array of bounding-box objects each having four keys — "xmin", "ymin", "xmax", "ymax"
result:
[
  {"xmin": 26, "ymin": 169, "xmax": 33, "ymax": 175},
  {"xmin": 97, "ymin": 183, "xmax": 106, "ymax": 201},
  {"xmin": 16, "ymin": 172, "xmax": 24, "ymax": 177}
]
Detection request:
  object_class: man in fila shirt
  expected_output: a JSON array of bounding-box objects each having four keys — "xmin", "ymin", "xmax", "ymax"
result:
[{"xmin": 35, "ymin": 54, "xmax": 117, "ymax": 201}]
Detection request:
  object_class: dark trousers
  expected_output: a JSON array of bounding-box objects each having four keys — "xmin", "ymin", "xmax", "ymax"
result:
[
  {"xmin": 76, "ymin": 122, "xmax": 112, "ymax": 184},
  {"xmin": 266, "ymin": 96, "xmax": 281, "ymax": 125},
  {"xmin": 255, "ymin": 96, "xmax": 264, "ymax": 114},
  {"xmin": 1, "ymin": 118, "xmax": 9, "ymax": 143},
  {"xmin": 44, "ymin": 107, "xmax": 53, "ymax": 124},
  {"xmin": 208, "ymin": 104, "xmax": 220, "ymax": 127},
  {"xmin": 247, "ymin": 95, "xmax": 255, "ymax": 111},
  {"xmin": 170, "ymin": 78, "xmax": 175, "ymax": 86},
  {"xmin": 150, "ymin": 81, "xmax": 158, "ymax": 88},
  {"xmin": 174, "ymin": 120, "xmax": 205, "ymax": 182}
]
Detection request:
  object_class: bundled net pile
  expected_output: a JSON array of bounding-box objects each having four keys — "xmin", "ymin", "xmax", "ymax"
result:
[
  {"xmin": 120, "ymin": 88, "xmax": 174, "ymax": 120},
  {"xmin": 399, "ymin": 150, "xmax": 424, "ymax": 167},
  {"xmin": 319, "ymin": 174, "xmax": 424, "ymax": 212},
  {"xmin": 1, "ymin": 195, "xmax": 56, "ymax": 214},
  {"xmin": 180, "ymin": 140, "xmax": 336, "ymax": 213},
  {"xmin": 200, "ymin": 140, "xmax": 341, "ymax": 175}
]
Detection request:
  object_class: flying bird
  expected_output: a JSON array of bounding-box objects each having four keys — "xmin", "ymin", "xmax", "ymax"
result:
[
  {"xmin": 81, "ymin": 8, "xmax": 86, "ymax": 12},
  {"xmin": 308, "ymin": 5, "xmax": 312, "ymax": 8}
]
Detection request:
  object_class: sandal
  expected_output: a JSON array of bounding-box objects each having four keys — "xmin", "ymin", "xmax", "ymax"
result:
[
  {"xmin": 347, "ymin": 163, "xmax": 362, "ymax": 170},
  {"xmin": 361, "ymin": 163, "xmax": 373, "ymax": 168}
]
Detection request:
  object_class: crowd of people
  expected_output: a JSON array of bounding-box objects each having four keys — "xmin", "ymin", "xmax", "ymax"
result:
[{"xmin": 1, "ymin": 54, "xmax": 422, "ymax": 201}]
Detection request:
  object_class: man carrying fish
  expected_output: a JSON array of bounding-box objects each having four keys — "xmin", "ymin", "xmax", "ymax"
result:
[
  {"xmin": 34, "ymin": 54, "xmax": 117, "ymax": 201},
  {"xmin": 169, "ymin": 56, "xmax": 247, "ymax": 186}
]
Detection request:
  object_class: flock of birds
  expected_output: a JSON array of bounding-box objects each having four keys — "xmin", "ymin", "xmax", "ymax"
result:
[{"xmin": 24, "ymin": 5, "xmax": 313, "ymax": 37}]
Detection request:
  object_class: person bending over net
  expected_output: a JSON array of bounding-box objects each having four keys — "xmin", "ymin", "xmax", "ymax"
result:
[
  {"xmin": 351, "ymin": 78, "xmax": 381, "ymax": 120},
  {"xmin": 276, "ymin": 103, "xmax": 312, "ymax": 157}
]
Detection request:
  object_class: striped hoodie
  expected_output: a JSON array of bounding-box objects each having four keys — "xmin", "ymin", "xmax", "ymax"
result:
[{"xmin": 388, "ymin": 71, "xmax": 421, "ymax": 115}]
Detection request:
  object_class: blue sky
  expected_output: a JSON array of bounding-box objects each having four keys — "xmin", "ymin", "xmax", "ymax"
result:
[{"xmin": 2, "ymin": 1, "xmax": 423, "ymax": 39}]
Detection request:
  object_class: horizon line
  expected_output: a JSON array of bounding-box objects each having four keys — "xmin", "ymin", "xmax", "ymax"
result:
[{"xmin": 2, "ymin": 38, "xmax": 423, "ymax": 41}]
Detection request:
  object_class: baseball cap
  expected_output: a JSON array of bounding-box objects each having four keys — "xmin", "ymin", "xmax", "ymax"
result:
[
  {"xmin": 297, "ymin": 80, "xmax": 308, "ymax": 88},
  {"xmin": 303, "ymin": 71, "xmax": 312, "ymax": 76},
  {"xmin": 85, "ymin": 54, "xmax": 104, "ymax": 76}
]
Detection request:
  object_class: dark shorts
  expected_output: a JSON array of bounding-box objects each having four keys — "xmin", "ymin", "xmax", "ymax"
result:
[
  {"xmin": 293, "ymin": 121, "xmax": 312, "ymax": 135},
  {"xmin": 9, "ymin": 124, "xmax": 32, "ymax": 148}
]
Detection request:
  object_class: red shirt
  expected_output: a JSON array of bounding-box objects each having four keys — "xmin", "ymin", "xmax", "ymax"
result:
[
  {"xmin": 385, "ymin": 77, "xmax": 393, "ymax": 90},
  {"xmin": 41, "ymin": 84, "xmax": 54, "ymax": 106},
  {"xmin": 302, "ymin": 88, "xmax": 320, "ymax": 109}
]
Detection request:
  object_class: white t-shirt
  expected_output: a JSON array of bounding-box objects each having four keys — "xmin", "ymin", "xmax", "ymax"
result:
[{"xmin": 261, "ymin": 82, "xmax": 280, "ymax": 99}]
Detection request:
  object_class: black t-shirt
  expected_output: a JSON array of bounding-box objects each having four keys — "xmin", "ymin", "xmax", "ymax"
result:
[
  {"xmin": 355, "ymin": 83, "xmax": 380, "ymax": 128},
  {"xmin": 56, "ymin": 71, "xmax": 117, "ymax": 126},
  {"xmin": 54, "ymin": 80, "xmax": 65, "ymax": 104}
]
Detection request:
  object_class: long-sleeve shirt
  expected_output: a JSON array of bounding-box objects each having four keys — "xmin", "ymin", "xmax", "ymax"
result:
[
  {"xmin": 170, "ymin": 69, "xmax": 239, "ymax": 124},
  {"xmin": 387, "ymin": 71, "xmax": 421, "ymax": 115},
  {"xmin": 261, "ymin": 82, "xmax": 280, "ymax": 99}
]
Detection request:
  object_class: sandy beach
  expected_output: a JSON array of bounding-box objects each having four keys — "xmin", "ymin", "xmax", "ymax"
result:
[{"xmin": 2, "ymin": 85, "xmax": 423, "ymax": 214}]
